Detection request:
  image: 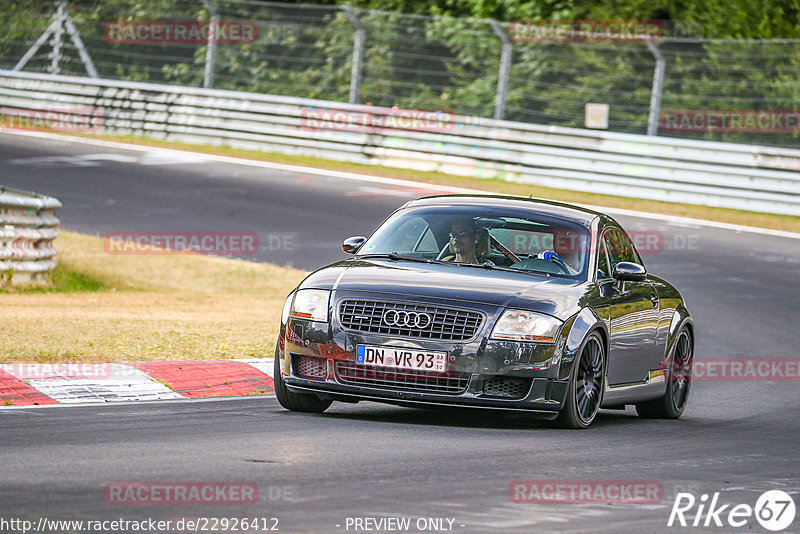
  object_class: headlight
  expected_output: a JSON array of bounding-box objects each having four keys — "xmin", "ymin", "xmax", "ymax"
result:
[
  {"xmin": 281, "ymin": 292, "xmax": 294, "ymax": 324},
  {"xmin": 289, "ymin": 289, "xmax": 330, "ymax": 322},
  {"xmin": 490, "ymin": 309, "xmax": 562, "ymax": 343}
]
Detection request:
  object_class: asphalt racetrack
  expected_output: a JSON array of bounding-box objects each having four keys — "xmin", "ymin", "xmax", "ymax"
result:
[{"xmin": 1, "ymin": 133, "xmax": 799, "ymax": 533}]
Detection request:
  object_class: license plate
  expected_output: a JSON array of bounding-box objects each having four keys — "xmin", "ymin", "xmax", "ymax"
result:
[{"xmin": 356, "ymin": 345, "xmax": 448, "ymax": 373}]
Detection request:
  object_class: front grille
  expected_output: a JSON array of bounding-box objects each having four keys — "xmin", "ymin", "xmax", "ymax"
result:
[
  {"xmin": 482, "ymin": 376, "xmax": 532, "ymax": 399},
  {"xmin": 338, "ymin": 300, "xmax": 483, "ymax": 341},
  {"xmin": 335, "ymin": 361, "xmax": 469, "ymax": 395},
  {"xmin": 294, "ymin": 355, "xmax": 326, "ymax": 380}
]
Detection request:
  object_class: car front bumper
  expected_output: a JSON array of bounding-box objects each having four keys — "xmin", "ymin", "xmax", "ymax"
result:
[
  {"xmin": 279, "ymin": 290, "xmax": 574, "ymax": 414},
  {"xmin": 279, "ymin": 348, "xmax": 569, "ymax": 415}
]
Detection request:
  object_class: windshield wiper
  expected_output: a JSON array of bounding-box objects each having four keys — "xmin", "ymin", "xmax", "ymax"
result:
[
  {"xmin": 455, "ymin": 262, "xmax": 551, "ymax": 277},
  {"xmin": 357, "ymin": 252, "xmax": 440, "ymax": 265},
  {"xmin": 357, "ymin": 254, "xmax": 560, "ymax": 278}
]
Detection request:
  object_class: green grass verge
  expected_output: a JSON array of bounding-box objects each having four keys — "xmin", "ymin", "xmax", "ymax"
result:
[
  {"xmin": 0, "ymin": 263, "xmax": 109, "ymax": 293},
  {"xmin": 0, "ymin": 230, "xmax": 305, "ymax": 363}
]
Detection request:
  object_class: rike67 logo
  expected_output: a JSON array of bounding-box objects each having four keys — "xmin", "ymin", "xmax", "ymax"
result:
[{"xmin": 668, "ymin": 490, "xmax": 796, "ymax": 531}]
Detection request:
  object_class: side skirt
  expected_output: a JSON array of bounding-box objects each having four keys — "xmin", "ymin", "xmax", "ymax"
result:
[{"xmin": 601, "ymin": 370, "xmax": 667, "ymax": 407}]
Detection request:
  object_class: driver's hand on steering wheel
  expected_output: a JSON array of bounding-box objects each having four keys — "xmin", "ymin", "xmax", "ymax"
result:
[{"xmin": 538, "ymin": 250, "xmax": 564, "ymax": 263}]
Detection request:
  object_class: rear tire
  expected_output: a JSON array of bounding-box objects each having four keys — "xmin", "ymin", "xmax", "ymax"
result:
[
  {"xmin": 273, "ymin": 343, "xmax": 332, "ymax": 414},
  {"xmin": 555, "ymin": 332, "xmax": 605, "ymax": 429},
  {"xmin": 636, "ymin": 328, "xmax": 692, "ymax": 419}
]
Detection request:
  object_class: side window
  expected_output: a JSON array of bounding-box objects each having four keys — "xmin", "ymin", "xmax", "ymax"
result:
[
  {"xmin": 604, "ymin": 228, "xmax": 641, "ymax": 268},
  {"xmin": 596, "ymin": 238, "xmax": 611, "ymax": 280},
  {"xmin": 414, "ymin": 227, "xmax": 439, "ymax": 253},
  {"xmin": 377, "ymin": 216, "xmax": 429, "ymax": 253}
]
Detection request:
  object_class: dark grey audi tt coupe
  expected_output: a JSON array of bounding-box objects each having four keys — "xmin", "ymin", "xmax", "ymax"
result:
[{"xmin": 274, "ymin": 195, "xmax": 693, "ymax": 428}]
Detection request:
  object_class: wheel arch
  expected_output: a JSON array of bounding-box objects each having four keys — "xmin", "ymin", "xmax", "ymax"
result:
[
  {"xmin": 557, "ymin": 307, "xmax": 608, "ymax": 382},
  {"xmin": 664, "ymin": 303, "xmax": 694, "ymax": 367}
]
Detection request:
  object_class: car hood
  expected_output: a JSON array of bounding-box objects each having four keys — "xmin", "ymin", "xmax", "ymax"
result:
[{"xmin": 299, "ymin": 258, "xmax": 587, "ymax": 319}]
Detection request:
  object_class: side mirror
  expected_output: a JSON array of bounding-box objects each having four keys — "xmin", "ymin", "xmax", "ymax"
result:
[
  {"xmin": 342, "ymin": 236, "xmax": 367, "ymax": 254},
  {"xmin": 612, "ymin": 261, "xmax": 647, "ymax": 282}
]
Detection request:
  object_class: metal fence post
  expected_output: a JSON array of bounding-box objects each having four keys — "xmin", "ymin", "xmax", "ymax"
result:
[
  {"xmin": 343, "ymin": 6, "xmax": 365, "ymax": 105},
  {"xmin": 488, "ymin": 19, "xmax": 512, "ymax": 121},
  {"xmin": 14, "ymin": 0, "xmax": 98, "ymax": 77},
  {"xmin": 62, "ymin": 5, "xmax": 99, "ymax": 78},
  {"xmin": 646, "ymin": 40, "xmax": 666, "ymax": 136},
  {"xmin": 47, "ymin": 0, "xmax": 66, "ymax": 75},
  {"xmin": 202, "ymin": 0, "xmax": 218, "ymax": 88},
  {"xmin": 13, "ymin": 19, "xmax": 60, "ymax": 72}
]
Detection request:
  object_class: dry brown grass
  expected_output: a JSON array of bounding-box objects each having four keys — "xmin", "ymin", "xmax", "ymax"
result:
[{"xmin": 0, "ymin": 231, "xmax": 305, "ymax": 363}]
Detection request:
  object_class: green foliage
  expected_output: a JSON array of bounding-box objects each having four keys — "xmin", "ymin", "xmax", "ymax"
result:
[
  {"xmin": 1, "ymin": 267, "xmax": 13, "ymax": 287},
  {"xmin": 48, "ymin": 263, "xmax": 108, "ymax": 292},
  {"xmin": 1, "ymin": 0, "xmax": 798, "ymax": 147},
  {"xmin": 0, "ymin": 263, "xmax": 108, "ymax": 294}
]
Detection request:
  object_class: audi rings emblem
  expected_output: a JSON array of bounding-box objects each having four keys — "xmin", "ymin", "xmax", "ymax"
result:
[{"xmin": 382, "ymin": 309, "xmax": 432, "ymax": 329}]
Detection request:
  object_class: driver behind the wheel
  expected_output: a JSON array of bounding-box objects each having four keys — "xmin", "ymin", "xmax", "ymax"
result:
[{"xmin": 441, "ymin": 218, "xmax": 491, "ymax": 264}]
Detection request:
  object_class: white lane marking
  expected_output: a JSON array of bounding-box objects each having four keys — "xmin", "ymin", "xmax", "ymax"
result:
[
  {"xmin": 0, "ymin": 360, "xmax": 277, "ymax": 408},
  {"xmin": 347, "ymin": 185, "xmax": 457, "ymax": 197},
  {"xmin": 8, "ymin": 151, "xmax": 207, "ymax": 167},
  {"xmin": 138, "ymin": 150, "xmax": 209, "ymax": 165},
  {"xmin": 8, "ymin": 154, "xmax": 138, "ymax": 166},
  {"xmin": 6, "ymin": 363, "xmax": 183, "ymax": 404},
  {"xmin": 7, "ymin": 130, "xmax": 800, "ymax": 240},
  {"xmin": 0, "ymin": 392, "xmax": 280, "ymax": 411},
  {"xmin": 236, "ymin": 358, "xmax": 274, "ymax": 377}
]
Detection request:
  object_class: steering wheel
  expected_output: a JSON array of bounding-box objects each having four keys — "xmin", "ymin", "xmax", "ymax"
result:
[{"xmin": 538, "ymin": 250, "xmax": 572, "ymax": 274}]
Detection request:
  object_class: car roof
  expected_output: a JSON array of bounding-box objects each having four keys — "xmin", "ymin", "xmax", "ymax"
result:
[{"xmin": 404, "ymin": 194, "xmax": 606, "ymax": 227}]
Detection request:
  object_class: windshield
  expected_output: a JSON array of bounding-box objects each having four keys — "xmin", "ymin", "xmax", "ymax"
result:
[{"xmin": 358, "ymin": 205, "xmax": 592, "ymax": 280}]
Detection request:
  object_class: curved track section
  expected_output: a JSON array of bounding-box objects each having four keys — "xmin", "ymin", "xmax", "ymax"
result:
[{"xmin": 1, "ymin": 133, "xmax": 799, "ymax": 533}]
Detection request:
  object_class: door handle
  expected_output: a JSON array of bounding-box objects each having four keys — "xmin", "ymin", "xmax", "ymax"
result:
[{"xmin": 650, "ymin": 292, "xmax": 659, "ymax": 308}]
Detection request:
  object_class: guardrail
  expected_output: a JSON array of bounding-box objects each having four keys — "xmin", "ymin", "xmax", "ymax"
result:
[
  {"xmin": 1, "ymin": 70, "xmax": 799, "ymax": 216},
  {"xmin": 0, "ymin": 185, "xmax": 61, "ymax": 284}
]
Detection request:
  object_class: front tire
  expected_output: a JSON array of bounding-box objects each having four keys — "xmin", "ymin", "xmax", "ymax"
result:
[
  {"xmin": 555, "ymin": 332, "xmax": 605, "ymax": 429},
  {"xmin": 636, "ymin": 328, "xmax": 692, "ymax": 419},
  {"xmin": 273, "ymin": 342, "xmax": 332, "ymax": 413}
]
